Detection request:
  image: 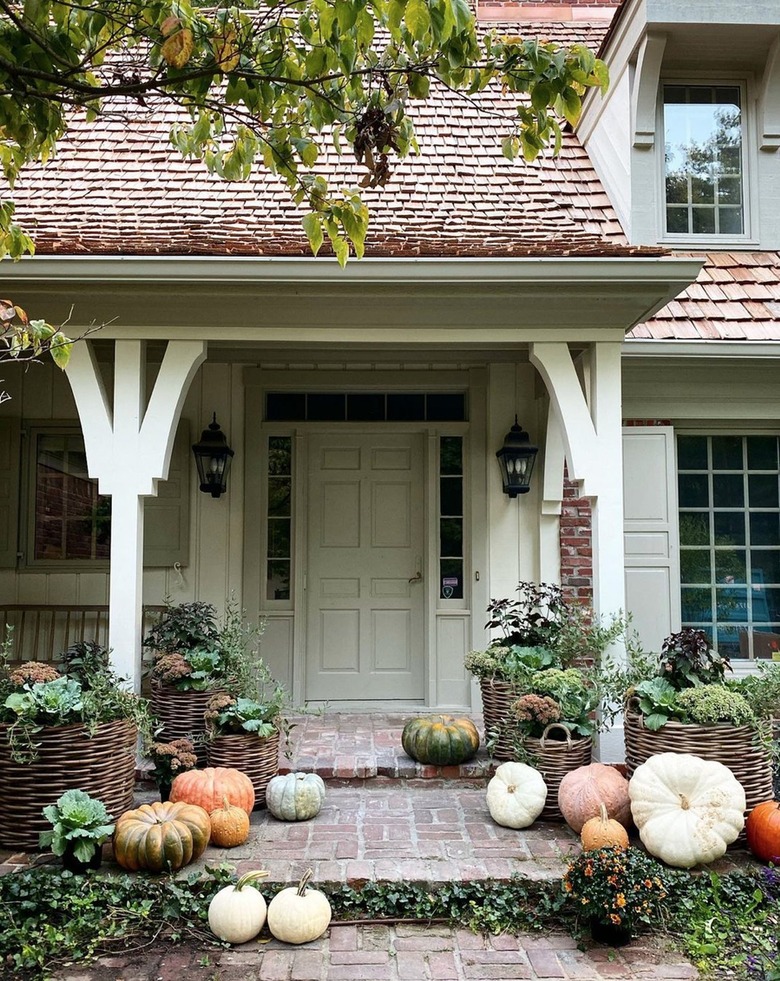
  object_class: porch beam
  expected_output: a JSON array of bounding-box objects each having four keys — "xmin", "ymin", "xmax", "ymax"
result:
[{"xmin": 65, "ymin": 339, "xmax": 206, "ymax": 689}]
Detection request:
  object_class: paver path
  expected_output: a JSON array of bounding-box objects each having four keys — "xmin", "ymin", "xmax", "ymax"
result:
[{"xmin": 51, "ymin": 925, "xmax": 698, "ymax": 980}]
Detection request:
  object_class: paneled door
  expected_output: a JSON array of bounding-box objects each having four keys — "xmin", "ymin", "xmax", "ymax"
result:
[{"xmin": 306, "ymin": 433, "xmax": 425, "ymax": 701}]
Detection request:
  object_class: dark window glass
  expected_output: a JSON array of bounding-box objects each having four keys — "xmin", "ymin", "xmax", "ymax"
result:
[
  {"xmin": 266, "ymin": 436, "xmax": 292, "ymax": 601},
  {"xmin": 440, "ymin": 559, "xmax": 464, "ymax": 599},
  {"xmin": 750, "ymin": 513, "xmax": 780, "ymax": 546},
  {"xmin": 387, "ymin": 393, "xmax": 425, "ymax": 421},
  {"xmin": 752, "ymin": 550, "xmax": 780, "ymax": 585},
  {"xmin": 267, "ymin": 560, "xmax": 291, "ymax": 601},
  {"xmin": 678, "ymin": 473, "xmax": 709, "ymax": 508},
  {"xmin": 681, "ymin": 587, "xmax": 712, "ymax": 622},
  {"xmin": 716, "ymin": 587, "xmax": 747, "ymax": 622},
  {"xmin": 715, "ymin": 625, "xmax": 742, "ymax": 659},
  {"xmin": 268, "ymin": 436, "xmax": 292, "ymax": 475},
  {"xmin": 440, "ymin": 437, "xmax": 463, "ymax": 476},
  {"xmin": 266, "ymin": 393, "xmax": 305, "ymax": 421},
  {"xmin": 347, "ymin": 393, "xmax": 385, "ymax": 421},
  {"xmin": 679, "ymin": 513, "xmax": 710, "ymax": 546},
  {"xmin": 678, "ymin": 435, "xmax": 708, "ymax": 470},
  {"xmin": 681, "ymin": 550, "xmax": 712, "ymax": 584},
  {"xmin": 427, "ymin": 393, "xmax": 466, "ymax": 422},
  {"xmin": 34, "ymin": 434, "xmax": 111, "ymax": 561},
  {"xmin": 268, "ymin": 478, "xmax": 291, "ymax": 517},
  {"xmin": 713, "ymin": 512, "xmax": 745, "ymax": 545},
  {"xmin": 712, "ymin": 474, "xmax": 744, "ymax": 508},
  {"xmin": 714, "ymin": 549, "xmax": 746, "ymax": 583},
  {"xmin": 307, "ymin": 393, "xmax": 345, "ymax": 421},
  {"xmin": 749, "ymin": 475, "xmax": 779, "ymax": 509},
  {"xmin": 712, "ymin": 435, "xmax": 743, "ymax": 470},
  {"xmin": 440, "ymin": 478, "xmax": 463, "ymax": 517},
  {"xmin": 440, "ymin": 518, "xmax": 463, "ymax": 558},
  {"xmin": 747, "ymin": 437, "xmax": 778, "ymax": 471}
]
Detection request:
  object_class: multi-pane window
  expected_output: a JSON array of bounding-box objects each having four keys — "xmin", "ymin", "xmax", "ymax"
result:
[
  {"xmin": 266, "ymin": 392, "xmax": 467, "ymax": 422},
  {"xmin": 678, "ymin": 435, "xmax": 780, "ymax": 659},
  {"xmin": 266, "ymin": 436, "xmax": 292, "ymax": 601},
  {"xmin": 663, "ymin": 85, "xmax": 745, "ymax": 237},
  {"xmin": 439, "ymin": 436, "xmax": 464, "ymax": 600},
  {"xmin": 33, "ymin": 433, "xmax": 111, "ymax": 561}
]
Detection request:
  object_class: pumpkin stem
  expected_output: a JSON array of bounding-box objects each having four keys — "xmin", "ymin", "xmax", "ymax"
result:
[
  {"xmin": 297, "ymin": 867, "xmax": 314, "ymax": 896},
  {"xmin": 235, "ymin": 870, "xmax": 269, "ymax": 891},
  {"xmin": 598, "ymin": 802, "xmax": 609, "ymax": 825},
  {"xmin": 222, "ymin": 795, "xmax": 230, "ymax": 810}
]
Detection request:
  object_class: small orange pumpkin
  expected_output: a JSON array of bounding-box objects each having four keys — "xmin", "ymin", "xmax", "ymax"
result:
[
  {"xmin": 210, "ymin": 795, "xmax": 251, "ymax": 847},
  {"xmin": 170, "ymin": 766, "xmax": 255, "ymax": 815},
  {"xmin": 580, "ymin": 802, "xmax": 630, "ymax": 851},
  {"xmin": 746, "ymin": 800, "xmax": 780, "ymax": 864}
]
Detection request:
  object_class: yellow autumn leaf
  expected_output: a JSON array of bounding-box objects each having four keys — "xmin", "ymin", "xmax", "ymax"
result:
[
  {"xmin": 161, "ymin": 28, "xmax": 194, "ymax": 69},
  {"xmin": 161, "ymin": 16, "xmax": 180, "ymax": 36},
  {"xmin": 213, "ymin": 28, "xmax": 239, "ymax": 72}
]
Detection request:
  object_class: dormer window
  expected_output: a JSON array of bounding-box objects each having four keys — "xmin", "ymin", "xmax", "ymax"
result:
[{"xmin": 662, "ymin": 84, "xmax": 745, "ymax": 237}]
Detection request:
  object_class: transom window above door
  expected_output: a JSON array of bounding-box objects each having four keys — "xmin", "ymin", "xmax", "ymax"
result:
[
  {"xmin": 265, "ymin": 392, "xmax": 467, "ymax": 423},
  {"xmin": 662, "ymin": 84, "xmax": 746, "ymax": 238},
  {"xmin": 678, "ymin": 434, "xmax": 780, "ymax": 660}
]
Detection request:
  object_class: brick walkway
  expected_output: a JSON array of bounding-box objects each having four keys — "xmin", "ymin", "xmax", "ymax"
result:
[{"xmin": 0, "ymin": 711, "xmax": 725, "ymax": 979}]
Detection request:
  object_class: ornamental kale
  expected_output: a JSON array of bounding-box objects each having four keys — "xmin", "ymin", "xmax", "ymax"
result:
[{"xmin": 39, "ymin": 790, "xmax": 115, "ymax": 865}]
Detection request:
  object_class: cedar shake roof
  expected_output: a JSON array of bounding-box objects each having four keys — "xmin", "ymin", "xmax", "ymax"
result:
[
  {"xmin": 6, "ymin": 5, "xmax": 780, "ymax": 341},
  {"xmin": 628, "ymin": 253, "xmax": 780, "ymax": 341}
]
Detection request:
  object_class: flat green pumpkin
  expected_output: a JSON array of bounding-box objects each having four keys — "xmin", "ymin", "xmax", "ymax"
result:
[{"xmin": 401, "ymin": 715, "xmax": 480, "ymax": 766}]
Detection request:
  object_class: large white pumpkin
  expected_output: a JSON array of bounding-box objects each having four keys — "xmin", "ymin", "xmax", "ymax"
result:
[
  {"xmin": 629, "ymin": 752, "xmax": 746, "ymax": 868},
  {"xmin": 486, "ymin": 762, "xmax": 547, "ymax": 829},
  {"xmin": 267, "ymin": 868, "xmax": 332, "ymax": 944},
  {"xmin": 208, "ymin": 870, "xmax": 269, "ymax": 944}
]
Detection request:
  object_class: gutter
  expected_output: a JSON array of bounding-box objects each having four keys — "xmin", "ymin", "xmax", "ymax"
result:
[
  {"xmin": 623, "ymin": 339, "xmax": 780, "ymax": 358},
  {"xmin": 0, "ymin": 254, "xmax": 703, "ymax": 288}
]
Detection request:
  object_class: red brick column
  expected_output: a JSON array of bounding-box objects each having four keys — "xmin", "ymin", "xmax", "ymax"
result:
[{"xmin": 559, "ymin": 470, "xmax": 593, "ymax": 603}]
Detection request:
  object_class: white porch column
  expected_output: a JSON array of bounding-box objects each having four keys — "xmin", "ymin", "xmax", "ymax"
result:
[
  {"xmin": 66, "ymin": 339, "xmax": 207, "ymax": 689},
  {"xmin": 529, "ymin": 341, "xmax": 626, "ymax": 630}
]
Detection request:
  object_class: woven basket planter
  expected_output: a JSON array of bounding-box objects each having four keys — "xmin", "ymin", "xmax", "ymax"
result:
[
  {"xmin": 523, "ymin": 724, "xmax": 593, "ymax": 822},
  {"xmin": 624, "ymin": 702, "xmax": 773, "ymax": 824},
  {"xmin": 479, "ymin": 677, "xmax": 522, "ymax": 761},
  {"xmin": 150, "ymin": 683, "xmax": 225, "ymax": 763},
  {"xmin": 206, "ymin": 730, "xmax": 280, "ymax": 809},
  {"xmin": 0, "ymin": 719, "xmax": 137, "ymax": 851}
]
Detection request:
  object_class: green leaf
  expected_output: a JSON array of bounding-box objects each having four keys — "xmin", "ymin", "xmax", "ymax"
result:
[
  {"xmin": 302, "ymin": 213, "xmax": 324, "ymax": 255},
  {"xmin": 404, "ymin": 0, "xmax": 431, "ymax": 41}
]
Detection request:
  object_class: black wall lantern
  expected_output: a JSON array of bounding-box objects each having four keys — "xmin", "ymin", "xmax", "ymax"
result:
[
  {"xmin": 496, "ymin": 417, "xmax": 538, "ymax": 498},
  {"xmin": 192, "ymin": 413, "xmax": 234, "ymax": 498}
]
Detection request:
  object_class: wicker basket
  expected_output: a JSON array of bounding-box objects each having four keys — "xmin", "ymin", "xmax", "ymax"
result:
[
  {"xmin": 479, "ymin": 677, "xmax": 522, "ymax": 760},
  {"xmin": 150, "ymin": 683, "xmax": 225, "ymax": 763},
  {"xmin": 624, "ymin": 702, "xmax": 773, "ymax": 822},
  {"xmin": 206, "ymin": 730, "xmax": 280, "ymax": 809},
  {"xmin": 523, "ymin": 724, "xmax": 593, "ymax": 821},
  {"xmin": 0, "ymin": 719, "xmax": 137, "ymax": 851}
]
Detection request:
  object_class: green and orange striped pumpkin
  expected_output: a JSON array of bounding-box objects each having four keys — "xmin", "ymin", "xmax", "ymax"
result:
[
  {"xmin": 113, "ymin": 800, "xmax": 211, "ymax": 873},
  {"xmin": 401, "ymin": 715, "xmax": 480, "ymax": 766}
]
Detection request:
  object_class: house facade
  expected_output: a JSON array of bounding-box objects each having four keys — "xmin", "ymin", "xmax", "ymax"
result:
[{"xmin": 1, "ymin": 0, "xmax": 779, "ymax": 760}]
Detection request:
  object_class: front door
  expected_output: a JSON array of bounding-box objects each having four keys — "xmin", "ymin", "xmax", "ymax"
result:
[{"xmin": 306, "ymin": 432, "xmax": 425, "ymax": 702}]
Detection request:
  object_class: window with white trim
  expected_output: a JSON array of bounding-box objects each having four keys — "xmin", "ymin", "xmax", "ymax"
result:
[
  {"xmin": 662, "ymin": 84, "xmax": 746, "ymax": 238},
  {"xmin": 678, "ymin": 434, "xmax": 780, "ymax": 660}
]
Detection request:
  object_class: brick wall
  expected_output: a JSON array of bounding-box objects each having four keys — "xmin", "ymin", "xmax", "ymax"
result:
[
  {"xmin": 559, "ymin": 471, "xmax": 593, "ymax": 602},
  {"xmin": 476, "ymin": 0, "xmax": 621, "ymax": 21}
]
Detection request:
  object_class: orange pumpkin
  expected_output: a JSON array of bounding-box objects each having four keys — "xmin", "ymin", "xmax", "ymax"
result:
[
  {"xmin": 170, "ymin": 766, "xmax": 255, "ymax": 815},
  {"xmin": 746, "ymin": 800, "xmax": 780, "ymax": 864},
  {"xmin": 580, "ymin": 802, "xmax": 630, "ymax": 851},
  {"xmin": 210, "ymin": 795, "xmax": 251, "ymax": 847},
  {"xmin": 558, "ymin": 763, "xmax": 631, "ymax": 834},
  {"xmin": 113, "ymin": 800, "xmax": 211, "ymax": 873}
]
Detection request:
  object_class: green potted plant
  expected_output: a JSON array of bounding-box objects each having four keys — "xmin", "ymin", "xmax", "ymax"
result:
[
  {"xmin": 507, "ymin": 667, "xmax": 600, "ymax": 819},
  {"xmin": 144, "ymin": 601, "xmax": 257, "ymax": 758},
  {"xmin": 204, "ymin": 670, "xmax": 287, "ymax": 809},
  {"xmin": 0, "ymin": 641, "xmax": 150, "ymax": 852},
  {"xmin": 562, "ymin": 845, "xmax": 669, "ymax": 946},
  {"xmin": 145, "ymin": 737, "xmax": 198, "ymax": 801},
  {"xmin": 39, "ymin": 789, "xmax": 115, "ymax": 874},
  {"xmin": 621, "ymin": 628, "xmax": 773, "ymax": 819}
]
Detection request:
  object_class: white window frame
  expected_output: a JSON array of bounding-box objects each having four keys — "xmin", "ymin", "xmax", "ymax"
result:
[
  {"xmin": 676, "ymin": 429, "xmax": 780, "ymax": 670},
  {"xmin": 657, "ymin": 75, "xmax": 759, "ymax": 248}
]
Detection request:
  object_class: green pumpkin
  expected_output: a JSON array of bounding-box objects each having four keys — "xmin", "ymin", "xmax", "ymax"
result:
[
  {"xmin": 266, "ymin": 772, "xmax": 326, "ymax": 821},
  {"xmin": 401, "ymin": 715, "xmax": 480, "ymax": 766}
]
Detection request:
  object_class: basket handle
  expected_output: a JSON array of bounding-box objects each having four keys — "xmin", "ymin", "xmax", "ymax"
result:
[
  {"xmin": 624, "ymin": 695, "xmax": 645, "ymax": 729},
  {"xmin": 540, "ymin": 723, "xmax": 573, "ymax": 748}
]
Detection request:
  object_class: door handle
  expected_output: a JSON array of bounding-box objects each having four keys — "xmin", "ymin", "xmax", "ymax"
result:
[{"xmin": 408, "ymin": 571, "xmax": 423, "ymax": 583}]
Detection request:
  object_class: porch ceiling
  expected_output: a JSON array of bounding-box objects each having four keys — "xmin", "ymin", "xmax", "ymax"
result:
[{"xmin": 2, "ymin": 255, "xmax": 703, "ymax": 345}]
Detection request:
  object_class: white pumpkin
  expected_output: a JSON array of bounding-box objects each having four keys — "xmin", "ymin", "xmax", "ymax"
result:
[
  {"xmin": 266, "ymin": 772, "xmax": 326, "ymax": 822},
  {"xmin": 267, "ymin": 868, "xmax": 332, "ymax": 944},
  {"xmin": 629, "ymin": 752, "xmax": 746, "ymax": 868},
  {"xmin": 485, "ymin": 762, "xmax": 547, "ymax": 829},
  {"xmin": 208, "ymin": 870, "xmax": 269, "ymax": 944}
]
